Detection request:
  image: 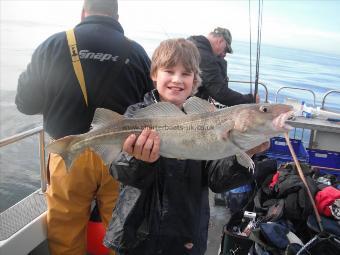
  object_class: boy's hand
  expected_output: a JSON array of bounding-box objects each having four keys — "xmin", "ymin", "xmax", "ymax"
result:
[
  {"xmin": 255, "ymin": 94, "xmax": 260, "ymax": 103},
  {"xmin": 123, "ymin": 128, "xmax": 160, "ymax": 163},
  {"xmin": 272, "ymin": 111, "xmax": 294, "ymax": 131}
]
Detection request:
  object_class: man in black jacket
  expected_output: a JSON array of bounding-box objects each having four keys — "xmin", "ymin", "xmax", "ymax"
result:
[
  {"xmin": 15, "ymin": 0, "xmax": 153, "ymax": 254},
  {"xmin": 188, "ymin": 27, "xmax": 257, "ymax": 106},
  {"xmin": 189, "ymin": 27, "xmax": 260, "ymax": 207}
]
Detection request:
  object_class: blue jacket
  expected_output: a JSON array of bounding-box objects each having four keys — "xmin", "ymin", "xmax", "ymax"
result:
[
  {"xmin": 105, "ymin": 90, "xmax": 252, "ymax": 255},
  {"xmin": 16, "ymin": 15, "xmax": 153, "ymax": 139}
]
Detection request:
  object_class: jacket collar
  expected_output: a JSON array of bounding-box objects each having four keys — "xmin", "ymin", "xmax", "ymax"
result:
[
  {"xmin": 143, "ymin": 89, "xmax": 160, "ymax": 104},
  {"xmin": 189, "ymin": 35, "xmax": 213, "ymax": 53},
  {"xmin": 76, "ymin": 15, "xmax": 124, "ymax": 34}
]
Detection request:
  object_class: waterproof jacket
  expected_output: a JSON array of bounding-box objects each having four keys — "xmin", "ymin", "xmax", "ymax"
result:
[
  {"xmin": 16, "ymin": 15, "xmax": 153, "ymax": 139},
  {"xmin": 106, "ymin": 90, "xmax": 253, "ymax": 255},
  {"xmin": 188, "ymin": 35, "xmax": 253, "ymax": 106}
]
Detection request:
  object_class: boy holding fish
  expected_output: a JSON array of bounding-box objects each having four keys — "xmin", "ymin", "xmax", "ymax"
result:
[{"xmin": 104, "ymin": 38, "xmax": 293, "ymax": 255}]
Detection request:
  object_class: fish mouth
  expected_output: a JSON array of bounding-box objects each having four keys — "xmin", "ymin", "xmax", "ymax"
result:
[
  {"xmin": 271, "ymin": 104, "xmax": 294, "ymax": 116},
  {"xmin": 272, "ymin": 110, "xmax": 295, "ymax": 132}
]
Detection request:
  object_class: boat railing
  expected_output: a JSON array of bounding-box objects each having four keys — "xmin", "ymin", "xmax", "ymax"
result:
[
  {"xmin": 321, "ymin": 89, "xmax": 340, "ymax": 111},
  {"xmin": 275, "ymin": 86, "xmax": 317, "ymax": 107},
  {"xmin": 228, "ymin": 80, "xmax": 269, "ymax": 102},
  {"xmin": 0, "ymin": 88, "xmax": 336, "ymax": 195},
  {"xmin": 273, "ymin": 86, "xmax": 317, "ymax": 144},
  {"xmin": 0, "ymin": 126, "xmax": 47, "ymax": 193}
]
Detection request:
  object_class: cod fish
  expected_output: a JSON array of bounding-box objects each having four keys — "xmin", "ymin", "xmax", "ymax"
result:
[{"xmin": 46, "ymin": 97, "xmax": 293, "ymax": 171}]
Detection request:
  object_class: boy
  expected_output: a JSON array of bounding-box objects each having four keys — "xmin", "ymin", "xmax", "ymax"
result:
[{"xmin": 104, "ymin": 38, "xmax": 271, "ymax": 255}]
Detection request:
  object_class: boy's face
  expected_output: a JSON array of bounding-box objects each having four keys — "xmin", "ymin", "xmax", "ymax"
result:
[{"xmin": 152, "ymin": 63, "xmax": 194, "ymax": 108}]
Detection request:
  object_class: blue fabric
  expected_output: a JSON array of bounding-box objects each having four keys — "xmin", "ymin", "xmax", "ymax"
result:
[
  {"xmin": 259, "ymin": 222, "xmax": 289, "ymax": 249},
  {"xmin": 230, "ymin": 184, "xmax": 252, "ymax": 193},
  {"xmin": 307, "ymin": 215, "xmax": 340, "ymax": 236}
]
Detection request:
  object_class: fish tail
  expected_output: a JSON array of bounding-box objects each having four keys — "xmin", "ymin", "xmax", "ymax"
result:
[{"xmin": 46, "ymin": 135, "xmax": 82, "ymax": 172}]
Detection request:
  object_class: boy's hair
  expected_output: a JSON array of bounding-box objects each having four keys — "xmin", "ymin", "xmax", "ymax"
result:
[
  {"xmin": 84, "ymin": 0, "xmax": 118, "ymax": 20},
  {"xmin": 150, "ymin": 38, "xmax": 202, "ymax": 95}
]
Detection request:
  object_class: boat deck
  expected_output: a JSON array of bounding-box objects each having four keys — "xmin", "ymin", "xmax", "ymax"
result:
[
  {"xmin": 207, "ymin": 191, "xmax": 231, "ymax": 255},
  {"xmin": 287, "ymin": 116, "xmax": 340, "ymax": 134},
  {"xmin": 287, "ymin": 116, "xmax": 340, "ymax": 152},
  {"xmin": 0, "ymin": 191, "xmax": 46, "ymax": 241}
]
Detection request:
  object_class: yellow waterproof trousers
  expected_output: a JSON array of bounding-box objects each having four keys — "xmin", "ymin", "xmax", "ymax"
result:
[{"xmin": 46, "ymin": 149, "xmax": 118, "ymax": 255}]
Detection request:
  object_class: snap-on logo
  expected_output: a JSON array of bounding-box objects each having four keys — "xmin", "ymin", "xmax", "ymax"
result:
[{"xmin": 79, "ymin": 50, "xmax": 120, "ymax": 62}]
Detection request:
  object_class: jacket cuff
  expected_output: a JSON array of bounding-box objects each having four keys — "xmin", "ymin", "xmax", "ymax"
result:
[{"xmin": 109, "ymin": 152, "xmax": 159, "ymax": 189}]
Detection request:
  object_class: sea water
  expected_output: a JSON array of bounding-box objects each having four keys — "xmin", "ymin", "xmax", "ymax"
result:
[{"xmin": 1, "ymin": 20, "xmax": 340, "ymax": 212}]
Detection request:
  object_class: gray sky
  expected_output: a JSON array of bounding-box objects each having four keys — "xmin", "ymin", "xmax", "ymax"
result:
[{"xmin": 1, "ymin": 0, "xmax": 340, "ymax": 54}]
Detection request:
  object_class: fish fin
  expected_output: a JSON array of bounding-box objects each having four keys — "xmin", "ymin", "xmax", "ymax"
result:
[
  {"xmin": 216, "ymin": 120, "xmax": 235, "ymax": 141},
  {"xmin": 183, "ymin": 96, "xmax": 216, "ymax": 114},
  {"xmin": 46, "ymin": 135, "xmax": 83, "ymax": 172},
  {"xmin": 91, "ymin": 108, "xmax": 124, "ymax": 129},
  {"xmin": 91, "ymin": 144, "xmax": 122, "ymax": 166},
  {"xmin": 62, "ymin": 151, "xmax": 82, "ymax": 172},
  {"xmin": 132, "ymin": 102, "xmax": 186, "ymax": 118},
  {"xmin": 236, "ymin": 151, "xmax": 255, "ymax": 172}
]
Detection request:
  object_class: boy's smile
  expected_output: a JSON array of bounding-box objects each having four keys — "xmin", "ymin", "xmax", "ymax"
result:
[{"xmin": 152, "ymin": 64, "xmax": 194, "ymax": 108}]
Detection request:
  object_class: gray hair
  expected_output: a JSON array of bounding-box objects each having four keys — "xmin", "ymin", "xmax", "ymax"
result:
[{"xmin": 84, "ymin": 0, "xmax": 118, "ymax": 19}]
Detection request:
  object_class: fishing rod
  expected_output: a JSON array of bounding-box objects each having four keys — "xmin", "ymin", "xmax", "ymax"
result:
[
  {"xmin": 254, "ymin": 0, "xmax": 263, "ymax": 103},
  {"xmin": 251, "ymin": 0, "xmax": 323, "ymax": 232},
  {"xmin": 248, "ymin": 0, "xmax": 252, "ymax": 93}
]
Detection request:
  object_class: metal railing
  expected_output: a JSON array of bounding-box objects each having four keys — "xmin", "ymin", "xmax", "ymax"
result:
[
  {"xmin": 274, "ymin": 86, "xmax": 316, "ymax": 143},
  {"xmin": 0, "ymin": 126, "xmax": 47, "ymax": 192},
  {"xmin": 0, "ymin": 87, "xmax": 337, "ymax": 196},
  {"xmin": 275, "ymin": 86, "xmax": 316, "ymax": 107},
  {"xmin": 229, "ymin": 80, "xmax": 269, "ymax": 102},
  {"xmin": 321, "ymin": 90, "xmax": 340, "ymax": 110}
]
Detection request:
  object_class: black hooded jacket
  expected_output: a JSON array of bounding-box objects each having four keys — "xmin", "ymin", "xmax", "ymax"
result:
[
  {"xmin": 105, "ymin": 90, "xmax": 253, "ymax": 255},
  {"xmin": 16, "ymin": 15, "xmax": 153, "ymax": 139},
  {"xmin": 188, "ymin": 35, "xmax": 253, "ymax": 106}
]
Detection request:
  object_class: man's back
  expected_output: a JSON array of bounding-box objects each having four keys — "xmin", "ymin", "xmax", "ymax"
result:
[
  {"xmin": 16, "ymin": 15, "xmax": 153, "ymax": 139},
  {"xmin": 15, "ymin": 2, "xmax": 153, "ymax": 254}
]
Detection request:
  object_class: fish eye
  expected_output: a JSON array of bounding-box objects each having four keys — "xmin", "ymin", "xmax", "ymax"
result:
[{"xmin": 259, "ymin": 106, "xmax": 268, "ymax": 113}]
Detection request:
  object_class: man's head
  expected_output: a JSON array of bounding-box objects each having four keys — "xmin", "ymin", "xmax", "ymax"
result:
[
  {"xmin": 150, "ymin": 38, "xmax": 201, "ymax": 107},
  {"xmin": 207, "ymin": 27, "xmax": 233, "ymax": 58},
  {"xmin": 83, "ymin": 0, "xmax": 119, "ymax": 20}
]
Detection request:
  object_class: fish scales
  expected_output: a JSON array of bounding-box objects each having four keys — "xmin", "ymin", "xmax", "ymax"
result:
[{"xmin": 46, "ymin": 97, "xmax": 293, "ymax": 171}]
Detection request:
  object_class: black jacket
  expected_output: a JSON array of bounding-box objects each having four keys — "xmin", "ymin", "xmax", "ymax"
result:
[
  {"xmin": 106, "ymin": 90, "xmax": 252, "ymax": 255},
  {"xmin": 188, "ymin": 35, "xmax": 253, "ymax": 106},
  {"xmin": 16, "ymin": 15, "xmax": 153, "ymax": 139}
]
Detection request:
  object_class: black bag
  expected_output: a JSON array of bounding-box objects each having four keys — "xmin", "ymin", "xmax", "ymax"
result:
[
  {"xmin": 300, "ymin": 215, "xmax": 340, "ymax": 255},
  {"xmin": 226, "ymin": 184, "xmax": 253, "ymax": 214},
  {"xmin": 220, "ymin": 211, "xmax": 254, "ymax": 255},
  {"xmin": 103, "ymin": 174, "xmax": 161, "ymax": 253}
]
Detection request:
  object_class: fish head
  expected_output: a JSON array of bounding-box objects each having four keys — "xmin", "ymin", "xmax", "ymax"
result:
[
  {"xmin": 233, "ymin": 103, "xmax": 294, "ymax": 136},
  {"xmin": 228, "ymin": 103, "xmax": 294, "ymax": 151}
]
